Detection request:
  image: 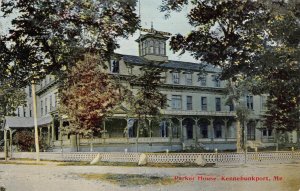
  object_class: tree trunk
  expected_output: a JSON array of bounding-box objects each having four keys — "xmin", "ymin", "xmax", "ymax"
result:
[
  {"xmin": 228, "ymin": 78, "xmax": 243, "ymax": 153},
  {"xmin": 236, "ymin": 120, "xmax": 243, "ymax": 152}
]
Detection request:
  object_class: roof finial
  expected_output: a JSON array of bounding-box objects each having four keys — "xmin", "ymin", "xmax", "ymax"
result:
[{"xmin": 151, "ymin": 21, "xmax": 154, "ymax": 32}]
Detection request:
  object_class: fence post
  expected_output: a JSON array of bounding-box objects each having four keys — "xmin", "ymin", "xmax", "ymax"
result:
[
  {"xmin": 292, "ymin": 147, "xmax": 294, "ymax": 160},
  {"xmin": 215, "ymin": 148, "xmax": 218, "ymax": 165},
  {"xmin": 255, "ymin": 147, "xmax": 258, "ymax": 161}
]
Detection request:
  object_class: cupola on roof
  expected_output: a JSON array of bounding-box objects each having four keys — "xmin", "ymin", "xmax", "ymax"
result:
[{"xmin": 136, "ymin": 24, "xmax": 171, "ymax": 62}]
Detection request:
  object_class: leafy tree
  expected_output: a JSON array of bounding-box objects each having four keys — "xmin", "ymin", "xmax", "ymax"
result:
[
  {"xmin": 161, "ymin": 0, "xmax": 269, "ymax": 79},
  {"xmin": 252, "ymin": 2, "xmax": 300, "ymax": 131},
  {"xmin": 0, "ymin": 0, "xmax": 139, "ymax": 87},
  {"xmin": 0, "ymin": 81, "xmax": 27, "ymax": 118},
  {"xmin": 161, "ymin": 0, "xmax": 270, "ymax": 151},
  {"xmin": 59, "ymin": 54, "xmax": 122, "ymax": 137},
  {"xmin": 128, "ymin": 63, "xmax": 168, "ymax": 137}
]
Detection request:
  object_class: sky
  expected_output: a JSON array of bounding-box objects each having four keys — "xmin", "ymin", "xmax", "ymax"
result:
[
  {"xmin": 0, "ymin": 1, "xmax": 197, "ymax": 63},
  {"xmin": 116, "ymin": 0, "xmax": 196, "ymax": 62}
]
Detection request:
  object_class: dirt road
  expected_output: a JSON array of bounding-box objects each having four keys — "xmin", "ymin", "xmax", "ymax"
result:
[{"xmin": 0, "ymin": 162, "xmax": 299, "ymax": 191}]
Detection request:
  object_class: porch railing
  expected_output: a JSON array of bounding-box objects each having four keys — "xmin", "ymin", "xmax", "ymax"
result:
[{"xmin": 53, "ymin": 137, "xmax": 182, "ymax": 146}]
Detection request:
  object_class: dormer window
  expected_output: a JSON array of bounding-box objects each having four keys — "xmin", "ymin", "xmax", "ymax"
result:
[
  {"xmin": 212, "ymin": 75, "xmax": 221, "ymax": 87},
  {"xmin": 185, "ymin": 73, "xmax": 192, "ymax": 85},
  {"xmin": 110, "ymin": 60, "xmax": 119, "ymax": 73},
  {"xmin": 172, "ymin": 72, "xmax": 180, "ymax": 84},
  {"xmin": 198, "ymin": 74, "xmax": 207, "ymax": 86}
]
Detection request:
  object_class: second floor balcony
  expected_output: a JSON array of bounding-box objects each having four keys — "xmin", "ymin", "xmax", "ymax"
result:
[{"xmin": 161, "ymin": 109, "xmax": 236, "ymax": 117}]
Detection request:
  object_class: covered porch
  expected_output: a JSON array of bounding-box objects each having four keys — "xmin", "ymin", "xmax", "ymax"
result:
[{"xmin": 53, "ymin": 114, "xmax": 239, "ymax": 151}]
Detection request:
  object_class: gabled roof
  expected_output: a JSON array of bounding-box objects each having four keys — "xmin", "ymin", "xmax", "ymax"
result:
[{"xmin": 122, "ymin": 55, "xmax": 221, "ymax": 73}]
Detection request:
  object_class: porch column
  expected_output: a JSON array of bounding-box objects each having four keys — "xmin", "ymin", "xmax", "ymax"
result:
[
  {"xmin": 148, "ymin": 119, "xmax": 152, "ymax": 138},
  {"xmin": 167, "ymin": 118, "xmax": 172, "ymax": 145},
  {"xmin": 223, "ymin": 119, "xmax": 229, "ymax": 141},
  {"xmin": 148, "ymin": 119, "xmax": 152, "ymax": 145},
  {"xmin": 193, "ymin": 118, "xmax": 199, "ymax": 145},
  {"xmin": 209, "ymin": 118, "xmax": 214, "ymax": 141},
  {"xmin": 9, "ymin": 129, "xmax": 13, "ymax": 158},
  {"xmin": 124, "ymin": 118, "xmax": 129, "ymax": 138},
  {"xmin": 51, "ymin": 117, "xmax": 56, "ymax": 143},
  {"xmin": 39, "ymin": 127, "xmax": 43, "ymax": 138},
  {"xmin": 4, "ymin": 129, "xmax": 7, "ymax": 161},
  {"xmin": 58, "ymin": 118, "xmax": 64, "ymax": 151},
  {"xmin": 179, "ymin": 117, "xmax": 184, "ymax": 142},
  {"xmin": 168, "ymin": 119, "xmax": 173, "ymax": 139},
  {"xmin": 47, "ymin": 124, "xmax": 51, "ymax": 145}
]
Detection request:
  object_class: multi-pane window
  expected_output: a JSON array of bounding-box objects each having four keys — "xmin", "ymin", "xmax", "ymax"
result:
[
  {"xmin": 54, "ymin": 93, "xmax": 57, "ymax": 108},
  {"xmin": 142, "ymin": 41, "xmax": 147, "ymax": 55},
  {"xmin": 29, "ymin": 104, "xmax": 32, "ymax": 117},
  {"xmin": 247, "ymin": 121, "xmax": 256, "ymax": 140},
  {"xmin": 171, "ymin": 95, "xmax": 182, "ymax": 110},
  {"xmin": 23, "ymin": 106, "xmax": 26, "ymax": 117},
  {"xmin": 45, "ymin": 98, "xmax": 48, "ymax": 114},
  {"xmin": 201, "ymin": 124, "xmax": 208, "ymax": 138},
  {"xmin": 229, "ymin": 103, "xmax": 234, "ymax": 111},
  {"xmin": 154, "ymin": 41, "xmax": 160, "ymax": 55},
  {"xmin": 141, "ymin": 40, "xmax": 165, "ymax": 56},
  {"xmin": 160, "ymin": 121, "xmax": 168, "ymax": 137},
  {"xmin": 185, "ymin": 73, "xmax": 192, "ymax": 85},
  {"xmin": 160, "ymin": 41, "xmax": 165, "ymax": 55},
  {"xmin": 246, "ymin": 95, "xmax": 254, "ymax": 110},
  {"xmin": 213, "ymin": 75, "xmax": 221, "ymax": 87},
  {"xmin": 110, "ymin": 60, "xmax": 119, "ymax": 73},
  {"xmin": 215, "ymin": 97, "xmax": 221, "ymax": 111},
  {"xmin": 172, "ymin": 72, "xmax": 180, "ymax": 84},
  {"xmin": 186, "ymin": 96, "xmax": 193, "ymax": 110},
  {"xmin": 29, "ymin": 85, "xmax": 32, "ymax": 97},
  {"xmin": 201, "ymin": 97, "xmax": 207, "ymax": 111},
  {"xmin": 198, "ymin": 75, "xmax": 207, "ymax": 86},
  {"xmin": 41, "ymin": 100, "xmax": 43, "ymax": 116},
  {"xmin": 148, "ymin": 40, "xmax": 154, "ymax": 54},
  {"xmin": 262, "ymin": 128, "xmax": 272, "ymax": 137},
  {"xmin": 50, "ymin": 95, "xmax": 53, "ymax": 111},
  {"xmin": 214, "ymin": 124, "xmax": 222, "ymax": 138}
]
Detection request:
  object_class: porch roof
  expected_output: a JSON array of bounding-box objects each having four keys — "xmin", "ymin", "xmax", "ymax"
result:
[
  {"xmin": 3, "ymin": 116, "xmax": 33, "ymax": 130},
  {"xmin": 3, "ymin": 115, "xmax": 53, "ymax": 130}
]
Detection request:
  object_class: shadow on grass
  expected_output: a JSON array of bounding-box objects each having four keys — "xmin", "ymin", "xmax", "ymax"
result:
[
  {"xmin": 78, "ymin": 173, "xmax": 176, "ymax": 187},
  {"xmin": 0, "ymin": 161, "xmax": 45, "ymax": 165}
]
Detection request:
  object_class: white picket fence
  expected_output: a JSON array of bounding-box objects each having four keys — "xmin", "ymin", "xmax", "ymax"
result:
[{"xmin": 1, "ymin": 151, "xmax": 300, "ymax": 165}]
